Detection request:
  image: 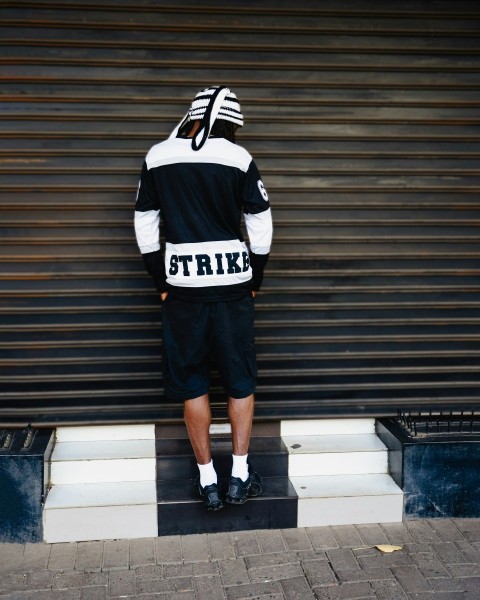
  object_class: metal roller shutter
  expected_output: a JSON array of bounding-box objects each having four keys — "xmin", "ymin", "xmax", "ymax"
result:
[{"xmin": 1, "ymin": 0, "xmax": 479, "ymax": 425}]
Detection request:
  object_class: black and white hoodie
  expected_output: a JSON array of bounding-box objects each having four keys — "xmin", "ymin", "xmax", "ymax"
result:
[{"xmin": 134, "ymin": 135, "xmax": 273, "ymax": 302}]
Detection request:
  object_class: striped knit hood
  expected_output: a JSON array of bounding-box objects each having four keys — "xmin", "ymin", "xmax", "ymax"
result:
[{"xmin": 169, "ymin": 85, "xmax": 244, "ymax": 151}]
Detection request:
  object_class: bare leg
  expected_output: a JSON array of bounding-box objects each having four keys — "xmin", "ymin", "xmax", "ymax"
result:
[
  {"xmin": 228, "ymin": 393, "xmax": 254, "ymax": 456},
  {"xmin": 184, "ymin": 394, "xmax": 212, "ymax": 464}
]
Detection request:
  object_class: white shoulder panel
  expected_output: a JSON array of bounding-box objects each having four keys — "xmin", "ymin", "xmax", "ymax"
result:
[{"xmin": 145, "ymin": 138, "xmax": 252, "ymax": 172}]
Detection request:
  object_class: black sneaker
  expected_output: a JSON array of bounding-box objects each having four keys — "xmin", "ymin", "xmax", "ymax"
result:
[
  {"xmin": 225, "ymin": 471, "xmax": 263, "ymax": 505},
  {"xmin": 195, "ymin": 477, "xmax": 224, "ymax": 511}
]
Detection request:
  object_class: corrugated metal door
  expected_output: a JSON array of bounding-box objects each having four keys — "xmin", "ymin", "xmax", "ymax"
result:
[{"xmin": 1, "ymin": 0, "xmax": 479, "ymax": 425}]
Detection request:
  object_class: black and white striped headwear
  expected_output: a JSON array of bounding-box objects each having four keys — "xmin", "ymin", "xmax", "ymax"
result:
[{"xmin": 169, "ymin": 85, "xmax": 244, "ymax": 151}]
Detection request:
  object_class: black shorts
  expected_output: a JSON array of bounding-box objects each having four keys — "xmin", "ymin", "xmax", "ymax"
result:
[{"xmin": 162, "ymin": 295, "xmax": 257, "ymax": 401}]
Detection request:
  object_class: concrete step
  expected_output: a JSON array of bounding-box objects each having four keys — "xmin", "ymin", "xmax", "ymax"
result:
[
  {"xmin": 43, "ymin": 481, "xmax": 158, "ymax": 543},
  {"xmin": 156, "ymin": 436, "xmax": 289, "ymax": 480},
  {"xmin": 283, "ymin": 433, "xmax": 388, "ymax": 476},
  {"xmin": 157, "ymin": 476, "xmax": 297, "ymax": 536},
  {"xmin": 50, "ymin": 439, "xmax": 156, "ymax": 484},
  {"xmin": 281, "ymin": 418, "xmax": 375, "ymax": 437},
  {"xmin": 55, "ymin": 424, "xmax": 155, "ymax": 442},
  {"xmin": 291, "ymin": 473, "xmax": 404, "ymax": 527}
]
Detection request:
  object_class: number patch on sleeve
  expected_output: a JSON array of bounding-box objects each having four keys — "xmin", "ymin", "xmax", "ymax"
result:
[{"xmin": 257, "ymin": 180, "xmax": 269, "ymax": 201}]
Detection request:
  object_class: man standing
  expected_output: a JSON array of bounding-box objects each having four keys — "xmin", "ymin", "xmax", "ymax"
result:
[{"xmin": 134, "ymin": 86, "xmax": 273, "ymax": 511}]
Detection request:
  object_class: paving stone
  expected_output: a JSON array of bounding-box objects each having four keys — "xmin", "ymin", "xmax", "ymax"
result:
[
  {"xmin": 355, "ymin": 524, "xmax": 389, "ymax": 547},
  {"xmin": 0, "ymin": 572, "xmax": 52, "ymax": 595},
  {"xmin": 403, "ymin": 543, "xmax": 433, "ymax": 555},
  {"xmin": 280, "ymin": 575, "xmax": 316, "ymax": 599},
  {"xmin": 158, "ymin": 594, "xmax": 196, "ymax": 600},
  {"xmin": 426, "ymin": 520, "xmax": 465, "ymax": 542},
  {"xmin": 231, "ymin": 595, "xmax": 284, "ymax": 600},
  {"xmin": 224, "ymin": 580, "xmax": 282, "ymax": 600},
  {"xmin": 454, "ymin": 540, "xmax": 480, "ymax": 563},
  {"xmin": 336, "ymin": 567, "xmax": 395, "ymax": 584},
  {"xmin": 460, "ymin": 577, "xmax": 480, "ymax": 592},
  {"xmin": 134, "ymin": 593, "xmax": 195, "ymax": 600},
  {"xmin": 429, "ymin": 577, "xmax": 470, "ymax": 592},
  {"xmin": 356, "ymin": 550, "xmax": 412, "ymax": 569},
  {"xmin": 164, "ymin": 562, "xmax": 218, "ymax": 578},
  {"xmin": 182, "ymin": 533, "xmax": 209, "ymax": 562},
  {"xmin": 0, "ymin": 573, "xmax": 28, "ymax": 594},
  {"xmin": 21, "ymin": 543, "xmax": 51, "ymax": 571},
  {"xmin": 129, "ymin": 538, "xmax": 155, "ymax": 567},
  {"xmin": 0, "ymin": 543, "xmax": 24, "ymax": 572},
  {"xmin": 255, "ymin": 529, "xmax": 286, "ymax": 555},
  {"xmin": 445, "ymin": 563, "xmax": 480, "ymax": 578},
  {"xmin": 331, "ymin": 526, "xmax": 364, "ymax": 548},
  {"xmin": 405, "ymin": 521, "xmax": 441, "ymax": 544},
  {"xmin": 352, "ymin": 547, "xmax": 379, "ymax": 558},
  {"xmin": 315, "ymin": 581, "xmax": 375, "ymax": 599},
  {"xmin": 410, "ymin": 552, "xmax": 450, "ymax": 578},
  {"xmin": 194, "ymin": 574, "xmax": 225, "ymax": 600},
  {"xmin": 231, "ymin": 531, "xmax": 261, "ymax": 557},
  {"xmin": 135, "ymin": 564, "xmax": 164, "ymax": 580},
  {"xmin": 208, "ymin": 532, "xmax": 235, "ymax": 561},
  {"xmin": 381, "ymin": 523, "xmax": 416, "ymax": 545},
  {"xmin": 296, "ymin": 549, "xmax": 328, "ymax": 562},
  {"xmin": 302, "ymin": 559, "xmax": 337, "ymax": 587},
  {"xmin": 407, "ymin": 593, "xmax": 467, "ymax": 600},
  {"xmin": 245, "ymin": 552, "xmax": 299, "ymax": 569},
  {"xmin": 326, "ymin": 548, "xmax": 360, "ymax": 572},
  {"xmin": 79, "ymin": 586, "xmax": 107, "ymax": 600},
  {"xmin": 452, "ymin": 520, "xmax": 480, "ymax": 543},
  {"xmin": 75, "ymin": 542, "xmax": 104, "ymax": 572},
  {"xmin": 22, "ymin": 571, "xmax": 53, "ymax": 591},
  {"xmin": 102, "ymin": 540, "xmax": 129, "ymax": 570},
  {"xmin": 48, "ymin": 543, "xmax": 77, "ymax": 571},
  {"xmin": 193, "ymin": 562, "xmax": 220, "ymax": 576},
  {"xmin": 281, "ymin": 528, "xmax": 313, "ymax": 551},
  {"xmin": 137, "ymin": 575, "xmax": 193, "ymax": 595},
  {"xmin": 156, "ymin": 535, "xmax": 182, "ymax": 564},
  {"xmin": 248, "ymin": 562, "xmax": 304, "ymax": 584},
  {"xmin": 0, "ymin": 591, "xmax": 80, "ymax": 600},
  {"xmin": 306, "ymin": 526, "xmax": 339, "ymax": 550},
  {"xmin": 53, "ymin": 572, "xmax": 107, "ymax": 590},
  {"xmin": 218, "ymin": 559, "xmax": 250, "ymax": 587},
  {"xmin": 390, "ymin": 566, "xmax": 431, "ymax": 593},
  {"xmin": 108, "ymin": 569, "xmax": 136, "ymax": 597},
  {"xmin": 370, "ymin": 578, "xmax": 409, "ymax": 599}
]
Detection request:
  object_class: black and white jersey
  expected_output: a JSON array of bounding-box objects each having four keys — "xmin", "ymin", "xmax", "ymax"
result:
[{"xmin": 134, "ymin": 136, "xmax": 273, "ymax": 301}]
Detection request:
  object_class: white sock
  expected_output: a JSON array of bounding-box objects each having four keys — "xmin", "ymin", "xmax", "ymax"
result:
[
  {"xmin": 232, "ymin": 454, "xmax": 249, "ymax": 482},
  {"xmin": 198, "ymin": 460, "xmax": 217, "ymax": 488}
]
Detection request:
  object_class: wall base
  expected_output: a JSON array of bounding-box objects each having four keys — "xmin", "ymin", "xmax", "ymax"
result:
[
  {"xmin": 0, "ymin": 428, "xmax": 54, "ymax": 542},
  {"xmin": 377, "ymin": 418, "xmax": 480, "ymax": 518}
]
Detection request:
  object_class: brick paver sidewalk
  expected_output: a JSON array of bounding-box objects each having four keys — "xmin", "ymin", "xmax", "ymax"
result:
[{"xmin": 0, "ymin": 519, "xmax": 479, "ymax": 599}]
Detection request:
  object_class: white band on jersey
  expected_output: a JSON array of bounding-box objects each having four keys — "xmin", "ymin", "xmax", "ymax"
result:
[
  {"xmin": 244, "ymin": 208, "xmax": 273, "ymax": 255},
  {"xmin": 134, "ymin": 209, "xmax": 160, "ymax": 254},
  {"xmin": 165, "ymin": 240, "xmax": 252, "ymax": 288}
]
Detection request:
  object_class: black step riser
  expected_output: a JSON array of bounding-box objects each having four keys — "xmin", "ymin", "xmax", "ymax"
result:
[
  {"xmin": 157, "ymin": 454, "xmax": 289, "ymax": 480},
  {"xmin": 158, "ymin": 497, "xmax": 297, "ymax": 536}
]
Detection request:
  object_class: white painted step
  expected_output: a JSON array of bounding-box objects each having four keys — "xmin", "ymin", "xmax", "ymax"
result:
[
  {"xmin": 55, "ymin": 424, "xmax": 155, "ymax": 442},
  {"xmin": 281, "ymin": 418, "xmax": 375, "ymax": 436},
  {"xmin": 43, "ymin": 481, "xmax": 158, "ymax": 543},
  {"xmin": 284, "ymin": 433, "xmax": 388, "ymax": 476},
  {"xmin": 50, "ymin": 439, "xmax": 156, "ymax": 484},
  {"xmin": 291, "ymin": 474, "xmax": 403, "ymax": 527}
]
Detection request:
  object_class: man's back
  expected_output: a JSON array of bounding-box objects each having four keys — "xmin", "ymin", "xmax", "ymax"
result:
[{"xmin": 135, "ymin": 135, "xmax": 271, "ymax": 299}]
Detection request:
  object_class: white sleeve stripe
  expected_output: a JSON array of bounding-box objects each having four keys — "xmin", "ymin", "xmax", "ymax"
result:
[
  {"xmin": 244, "ymin": 208, "xmax": 273, "ymax": 255},
  {"xmin": 134, "ymin": 209, "xmax": 160, "ymax": 254}
]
